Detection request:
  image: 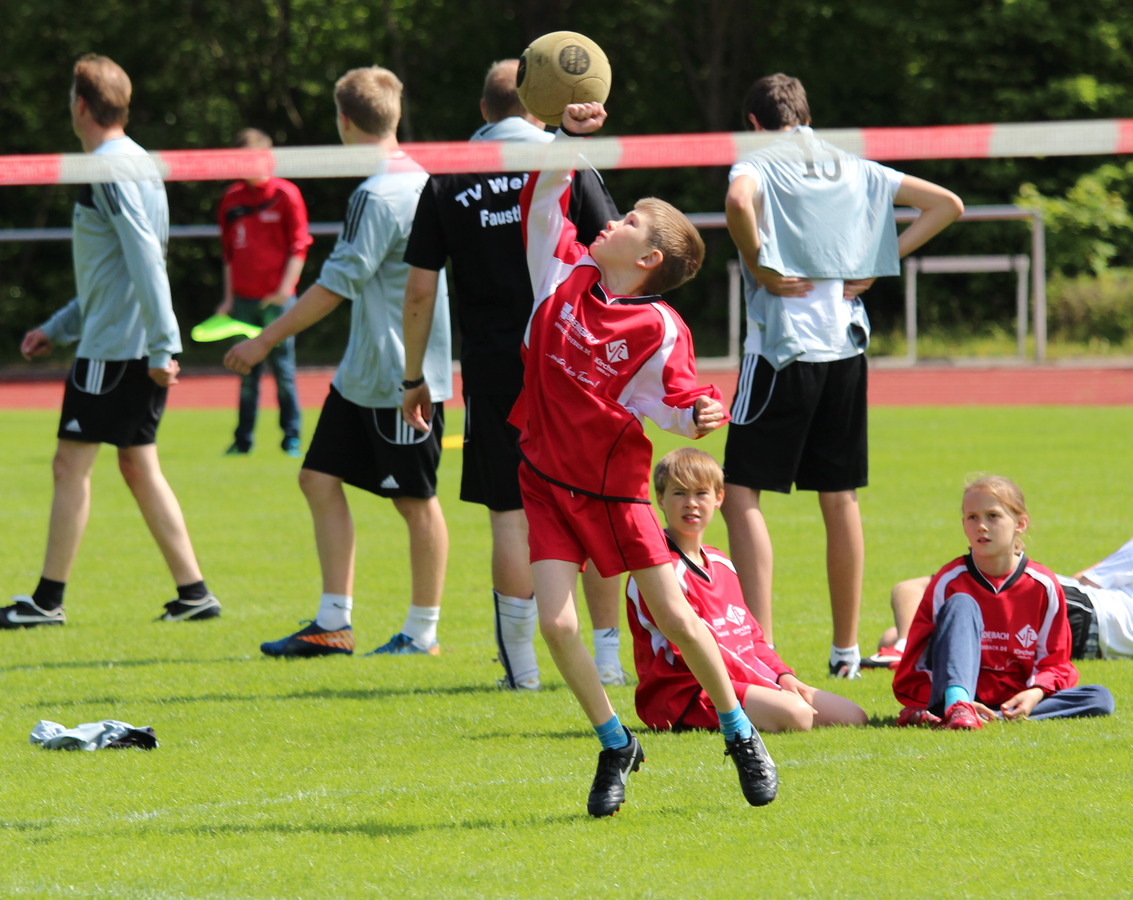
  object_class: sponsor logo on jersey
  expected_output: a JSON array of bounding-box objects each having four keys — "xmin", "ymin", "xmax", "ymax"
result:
[
  {"xmin": 559, "ymin": 302, "xmax": 598, "ymax": 344},
  {"xmin": 1015, "ymin": 624, "xmax": 1038, "ymax": 649},
  {"xmin": 725, "ymin": 604, "xmax": 746, "ymax": 626},
  {"xmin": 983, "ymin": 630, "xmax": 1011, "ymax": 641},
  {"xmin": 606, "ymin": 339, "xmax": 629, "ymax": 362}
]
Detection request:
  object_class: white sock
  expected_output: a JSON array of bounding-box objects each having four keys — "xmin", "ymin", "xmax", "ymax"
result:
[
  {"xmin": 593, "ymin": 627, "xmax": 621, "ymax": 672},
  {"xmin": 830, "ymin": 644, "xmax": 861, "ymax": 664},
  {"xmin": 894, "ymin": 637, "xmax": 907, "ymax": 652},
  {"xmin": 494, "ymin": 591, "xmax": 539, "ymax": 684},
  {"xmin": 400, "ymin": 604, "xmax": 441, "ymax": 648},
  {"xmin": 315, "ymin": 593, "xmax": 352, "ymax": 630}
]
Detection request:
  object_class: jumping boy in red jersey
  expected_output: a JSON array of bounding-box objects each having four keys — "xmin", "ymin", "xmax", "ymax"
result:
[{"xmin": 513, "ymin": 101, "xmax": 778, "ymax": 816}]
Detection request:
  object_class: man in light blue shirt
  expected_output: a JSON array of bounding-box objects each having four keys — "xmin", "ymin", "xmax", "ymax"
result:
[
  {"xmin": 721, "ymin": 73, "xmax": 962, "ymax": 677},
  {"xmin": 226, "ymin": 66, "xmax": 452, "ymax": 659},
  {"xmin": 4, "ymin": 54, "xmax": 219, "ymax": 629}
]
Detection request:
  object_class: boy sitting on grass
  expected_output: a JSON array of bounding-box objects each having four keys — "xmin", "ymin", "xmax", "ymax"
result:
[
  {"xmin": 513, "ymin": 101, "xmax": 777, "ymax": 817},
  {"xmin": 629, "ymin": 448, "xmax": 868, "ymax": 733}
]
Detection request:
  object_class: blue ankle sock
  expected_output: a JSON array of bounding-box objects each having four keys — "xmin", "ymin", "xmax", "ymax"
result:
[
  {"xmin": 717, "ymin": 705, "xmax": 753, "ymax": 742},
  {"xmin": 944, "ymin": 685, "xmax": 972, "ymax": 708},
  {"xmin": 595, "ymin": 715, "xmax": 628, "ymax": 750}
]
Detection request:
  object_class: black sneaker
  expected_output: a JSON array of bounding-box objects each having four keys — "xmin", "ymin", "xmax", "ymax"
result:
[
  {"xmin": 158, "ymin": 593, "xmax": 222, "ymax": 622},
  {"xmin": 0, "ymin": 596, "xmax": 66, "ymax": 628},
  {"xmin": 724, "ymin": 731, "xmax": 778, "ymax": 807},
  {"xmin": 587, "ymin": 728, "xmax": 645, "ymax": 817}
]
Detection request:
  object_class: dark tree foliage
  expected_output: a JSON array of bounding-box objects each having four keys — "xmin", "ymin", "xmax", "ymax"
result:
[{"xmin": 2, "ymin": 0, "xmax": 1131, "ymax": 366}]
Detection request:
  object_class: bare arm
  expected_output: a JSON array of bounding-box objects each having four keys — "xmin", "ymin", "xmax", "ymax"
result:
[
  {"xmin": 894, "ymin": 175, "xmax": 964, "ymax": 258},
  {"xmin": 401, "ymin": 266, "xmax": 441, "ymax": 433},
  {"xmin": 726, "ymin": 177, "xmax": 814, "ymax": 297},
  {"xmin": 724, "ymin": 174, "xmax": 763, "ymax": 276},
  {"xmin": 224, "ymin": 283, "xmax": 343, "ymax": 375}
]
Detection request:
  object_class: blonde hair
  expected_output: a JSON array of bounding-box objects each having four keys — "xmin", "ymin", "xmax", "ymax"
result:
[
  {"xmin": 334, "ymin": 67, "xmax": 402, "ymax": 137},
  {"xmin": 963, "ymin": 474, "xmax": 1029, "ymax": 553},
  {"xmin": 72, "ymin": 54, "xmax": 131, "ymax": 127},
  {"xmin": 653, "ymin": 447, "xmax": 724, "ymax": 498},
  {"xmin": 634, "ymin": 197, "xmax": 705, "ymax": 295}
]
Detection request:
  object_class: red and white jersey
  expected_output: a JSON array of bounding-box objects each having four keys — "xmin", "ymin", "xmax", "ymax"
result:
[
  {"xmin": 510, "ymin": 137, "xmax": 723, "ymax": 501},
  {"xmin": 627, "ymin": 540, "xmax": 793, "ymax": 730},
  {"xmin": 218, "ymin": 177, "xmax": 312, "ymax": 300},
  {"xmin": 893, "ymin": 553, "xmax": 1079, "ymax": 708}
]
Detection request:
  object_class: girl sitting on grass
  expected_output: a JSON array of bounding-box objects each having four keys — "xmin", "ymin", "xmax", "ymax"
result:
[{"xmin": 893, "ymin": 474, "xmax": 1114, "ymax": 729}]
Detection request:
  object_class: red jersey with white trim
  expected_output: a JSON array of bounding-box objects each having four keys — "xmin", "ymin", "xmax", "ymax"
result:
[
  {"xmin": 218, "ymin": 177, "xmax": 312, "ymax": 299},
  {"xmin": 511, "ymin": 137, "xmax": 724, "ymax": 502},
  {"xmin": 627, "ymin": 539, "xmax": 793, "ymax": 729},
  {"xmin": 893, "ymin": 553, "xmax": 1079, "ymax": 708}
]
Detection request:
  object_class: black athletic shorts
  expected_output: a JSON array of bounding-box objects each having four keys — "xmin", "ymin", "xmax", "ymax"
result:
[
  {"xmin": 460, "ymin": 392, "xmax": 523, "ymax": 512},
  {"xmin": 303, "ymin": 385, "xmax": 443, "ymax": 499},
  {"xmin": 1062, "ymin": 583, "xmax": 1100, "ymax": 660},
  {"xmin": 723, "ymin": 353, "xmax": 867, "ymax": 494},
  {"xmin": 57, "ymin": 357, "xmax": 167, "ymax": 447}
]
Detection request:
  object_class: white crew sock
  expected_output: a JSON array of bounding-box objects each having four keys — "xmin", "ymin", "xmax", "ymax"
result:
[
  {"xmin": 315, "ymin": 593, "xmax": 352, "ymax": 630},
  {"xmin": 494, "ymin": 591, "xmax": 539, "ymax": 685},
  {"xmin": 401, "ymin": 604, "xmax": 441, "ymax": 648},
  {"xmin": 894, "ymin": 637, "xmax": 908, "ymax": 652},
  {"xmin": 593, "ymin": 627, "xmax": 622, "ymax": 673}
]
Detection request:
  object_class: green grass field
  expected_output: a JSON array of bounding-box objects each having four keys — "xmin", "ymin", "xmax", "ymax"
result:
[{"xmin": 2, "ymin": 406, "xmax": 1131, "ymax": 899}]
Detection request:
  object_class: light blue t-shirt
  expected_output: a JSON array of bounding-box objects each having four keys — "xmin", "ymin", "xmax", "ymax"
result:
[
  {"xmin": 41, "ymin": 136, "xmax": 181, "ymax": 369},
  {"xmin": 730, "ymin": 127, "xmax": 903, "ymax": 369},
  {"xmin": 317, "ymin": 153, "xmax": 451, "ymax": 409}
]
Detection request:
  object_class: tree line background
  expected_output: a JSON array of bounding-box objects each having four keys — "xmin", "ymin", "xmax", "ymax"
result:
[{"xmin": 2, "ymin": 0, "xmax": 1132, "ymax": 368}]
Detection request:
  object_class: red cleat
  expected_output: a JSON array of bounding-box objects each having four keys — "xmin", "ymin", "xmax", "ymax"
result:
[
  {"xmin": 941, "ymin": 701, "xmax": 984, "ymax": 730},
  {"xmin": 896, "ymin": 706, "xmax": 943, "ymax": 728}
]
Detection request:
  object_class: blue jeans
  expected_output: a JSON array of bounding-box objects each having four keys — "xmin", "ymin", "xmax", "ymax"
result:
[
  {"xmin": 927, "ymin": 592, "xmax": 1114, "ymax": 719},
  {"xmin": 231, "ymin": 296, "xmax": 300, "ymax": 450}
]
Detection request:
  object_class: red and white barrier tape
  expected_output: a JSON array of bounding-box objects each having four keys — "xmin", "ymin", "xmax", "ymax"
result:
[{"xmin": 3, "ymin": 120, "xmax": 1132, "ymax": 186}]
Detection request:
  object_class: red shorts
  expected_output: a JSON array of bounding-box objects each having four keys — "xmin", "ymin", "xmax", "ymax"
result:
[
  {"xmin": 639, "ymin": 679, "xmax": 772, "ymax": 731},
  {"xmin": 518, "ymin": 464, "xmax": 670, "ymax": 578}
]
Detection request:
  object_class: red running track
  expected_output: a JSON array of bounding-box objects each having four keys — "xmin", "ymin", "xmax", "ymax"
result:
[{"xmin": 2, "ymin": 362, "xmax": 1133, "ymax": 410}]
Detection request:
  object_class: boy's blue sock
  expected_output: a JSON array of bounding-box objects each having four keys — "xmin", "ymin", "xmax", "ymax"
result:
[
  {"xmin": 944, "ymin": 685, "xmax": 972, "ymax": 708},
  {"xmin": 594, "ymin": 715, "xmax": 629, "ymax": 750},
  {"xmin": 717, "ymin": 704, "xmax": 753, "ymax": 742}
]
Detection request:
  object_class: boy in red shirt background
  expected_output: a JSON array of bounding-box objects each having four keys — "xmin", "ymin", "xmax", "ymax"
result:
[{"xmin": 217, "ymin": 127, "xmax": 312, "ymax": 457}]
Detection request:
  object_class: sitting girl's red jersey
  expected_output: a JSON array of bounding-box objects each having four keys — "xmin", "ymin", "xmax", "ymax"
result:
[
  {"xmin": 627, "ymin": 540, "xmax": 793, "ymax": 730},
  {"xmin": 893, "ymin": 553, "xmax": 1079, "ymax": 708},
  {"xmin": 511, "ymin": 140, "xmax": 723, "ymax": 502}
]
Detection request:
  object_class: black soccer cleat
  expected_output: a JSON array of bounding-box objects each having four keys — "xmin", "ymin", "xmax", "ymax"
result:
[
  {"xmin": 157, "ymin": 593, "xmax": 222, "ymax": 622},
  {"xmin": 724, "ymin": 730, "xmax": 778, "ymax": 807},
  {"xmin": 587, "ymin": 728, "xmax": 645, "ymax": 817},
  {"xmin": 0, "ymin": 596, "xmax": 66, "ymax": 628}
]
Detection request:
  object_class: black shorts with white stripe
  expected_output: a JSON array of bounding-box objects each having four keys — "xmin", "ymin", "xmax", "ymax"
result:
[
  {"xmin": 57, "ymin": 357, "xmax": 167, "ymax": 447},
  {"xmin": 302, "ymin": 384, "xmax": 444, "ymax": 499},
  {"xmin": 723, "ymin": 353, "xmax": 867, "ymax": 494}
]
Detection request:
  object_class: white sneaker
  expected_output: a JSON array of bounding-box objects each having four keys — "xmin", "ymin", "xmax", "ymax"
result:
[
  {"xmin": 497, "ymin": 674, "xmax": 541, "ymax": 691},
  {"xmin": 597, "ymin": 664, "xmax": 630, "ymax": 686}
]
